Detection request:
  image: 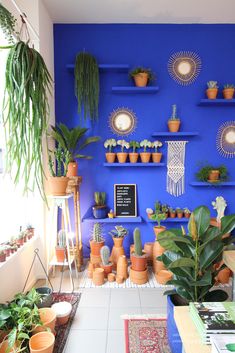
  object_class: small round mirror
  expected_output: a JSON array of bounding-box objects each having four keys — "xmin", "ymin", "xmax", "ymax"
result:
[{"xmin": 109, "ymin": 108, "xmax": 137, "ymax": 136}]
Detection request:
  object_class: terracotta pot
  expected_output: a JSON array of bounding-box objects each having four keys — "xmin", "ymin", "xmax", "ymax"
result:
[
  {"xmin": 184, "ymin": 213, "xmax": 191, "ymax": 218},
  {"xmin": 48, "ymin": 176, "xmax": 69, "ymax": 196},
  {"xmin": 133, "ymin": 73, "xmax": 149, "ymax": 87},
  {"xmin": 90, "ymin": 254, "xmax": 102, "ymax": 266},
  {"xmin": 29, "ymin": 332, "xmax": 55, "ymax": 353},
  {"xmin": 55, "ymin": 247, "xmax": 67, "ymax": 263},
  {"xmin": 108, "ymin": 273, "xmax": 116, "ymax": 282},
  {"xmin": 208, "ymin": 170, "xmax": 220, "ymax": 182},
  {"xmin": 216, "ymin": 267, "xmax": 231, "ymax": 284},
  {"xmin": 130, "ymin": 244, "xmax": 134, "ymax": 254},
  {"xmin": 177, "ymin": 212, "xmax": 183, "ymax": 219},
  {"xmin": 169, "ymin": 212, "xmax": 176, "ymax": 218},
  {"xmin": 223, "ymin": 88, "xmax": 235, "ymax": 99},
  {"xmin": 0, "ymin": 253, "xmax": 6, "ymax": 263},
  {"xmin": 116, "ymin": 275, "xmax": 124, "ymax": 284},
  {"xmin": 110, "ymin": 237, "xmax": 125, "ymax": 270},
  {"xmin": 89, "ymin": 239, "xmax": 105, "ymax": 256},
  {"xmin": 87, "ymin": 262, "xmax": 94, "ymax": 278},
  {"xmin": 155, "ymin": 270, "xmax": 173, "ymax": 285},
  {"xmin": 117, "ymin": 152, "xmax": 128, "ymax": 163},
  {"xmin": 92, "ymin": 268, "xmax": 105, "ymax": 286},
  {"xmin": 143, "ymin": 242, "xmax": 154, "ymax": 264},
  {"xmin": 131, "ymin": 254, "xmax": 147, "ymax": 272},
  {"xmin": 206, "ymin": 88, "xmax": 218, "ymax": 99},
  {"xmin": 4, "ymin": 249, "xmax": 11, "ymax": 257},
  {"xmin": 51, "ymin": 301, "xmax": 72, "ymax": 326},
  {"xmin": 130, "ymin": 267, "xmax": 148, "ymax": 284},
  {"xmin": 129, "ymin": 153, "xmax": 139, "ymax": 163},
  {"xmin": 101, "ymin": 263, "xmax": 113, "ymax": 277},
  {"xmin": 153, "ymin": 241, "xmax": 166, "ymax": 274},
  {"xmin": 140, "ymin": 152, "xmax": 151, "ymax": 163},
  {"xmin": 117, "ymin": 255, "xmax": 128, "ymax": 279},
  {"xmin": 152, "ymin": 153, "xmax": 162, "ymax": 163},
  {"xmin": 66, "ymin": 161, "xmax": 78, "ymax": 177},
  {"xmin": 0, "ymin": 340, "xmax": 15, "ymax": 353},
  {"xmin": 0, "ymin": 331, "xmax": 10, "ymax": 344},
  {"xmin": 33, "ymin": 308, "xmax": 56, "ymax": 334},
  {"xmin": 153, "ymin": 226, "xmax": 166, "ymax": 239},
  {"xmin": 168, "ymin": 120, "xmax": 180, "ymax": 132},
  {"xmin": 106, "ymin": 153, "xmax": 116, "ymax": 163}
]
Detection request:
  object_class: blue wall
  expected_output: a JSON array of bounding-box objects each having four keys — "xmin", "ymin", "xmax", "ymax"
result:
[{"xmin": 54, "ymin": 24, "xmax": 235, "ymax": 257}]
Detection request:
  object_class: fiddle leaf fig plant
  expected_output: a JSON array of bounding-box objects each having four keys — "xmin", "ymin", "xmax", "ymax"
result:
[{"xmin": 157, "ymin": 206, "xmax": 235, "ymax": 303}]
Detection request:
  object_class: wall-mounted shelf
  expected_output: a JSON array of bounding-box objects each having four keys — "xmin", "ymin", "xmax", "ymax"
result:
[
  {"xmin": 66, "ymin": 64, "xmax": 130, "ymax": 72},
  {"xmin": 198, "ymin": 99, "xmax": 235, "ymax": 106},
  {"xmin": 190, "ymin": 181, "xmax": 235, "ymax": 186},
  {"xmin": 111, "ymin": 86, "xmax": 159, "ymax": 94},
  {"xmin": 103, "ymin": 163, "xmax": 165, "ymax": 167},
  {"xmin": 82, "ymin": 216, "xmax": 143, "ymax": 223},
  {"xmin": 147, "ymin": 218, "xmax": 189, "ymax": 223},
  {"xmin": 152, "ymin": 132, "xmax": 199, "ymax": 137}
]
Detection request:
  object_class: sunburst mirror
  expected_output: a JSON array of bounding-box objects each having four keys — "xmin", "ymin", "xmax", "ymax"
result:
[
  {"xmin": 217, "ymin": 121, "xmax": 235, "ymax": 158},
  {"xmin": 109, "ymin": 107, "xmax": 137, "ymax": 136},
  {"xmin": 168, "ymin": 51, "xmax": 202, "ymax": 85}
]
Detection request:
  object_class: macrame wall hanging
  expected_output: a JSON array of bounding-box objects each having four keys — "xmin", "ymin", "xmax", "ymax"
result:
[{"xmin": 166, "ymin": 141, "xmax": 187, "ymax": 197}]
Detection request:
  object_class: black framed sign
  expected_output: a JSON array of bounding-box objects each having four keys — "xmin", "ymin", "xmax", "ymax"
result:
[{"xmin": 114, "ymin": 184, "xmax": 137, "ymax": 217}]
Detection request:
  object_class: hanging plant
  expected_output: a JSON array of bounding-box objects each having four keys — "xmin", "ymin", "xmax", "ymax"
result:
[
  {"xmin": 0, "ymin": 3, "xmax": 16, "ymax": 44},
  {"xmin": 3, "ymin": 40, "xmax": 52, "ymax": 197},
  {"xmin": 74, "ymin": 52, "xmax": 99, "ymax": 121}
]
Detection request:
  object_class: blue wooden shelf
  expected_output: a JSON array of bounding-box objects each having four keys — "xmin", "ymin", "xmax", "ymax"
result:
[
  {"xmin": 111, "ymin": 86, "xmax": 159, "ymax": 93},
  {"xmin": 82, "ymin": 216, "xmax": 143, "ymax": 223},
  {"xmin": 198, "ymin": 99, "xmax": 235, "ymax": 106},
  {"xmin": 66, "ymin": 63, "xmax": 130, "ymax": 72},
  {"xmin": 152, "ymin": 132, "xmax": 199, "ymax": 137},
  {"xmin": 147, "ymin": 218, "xmax": 189, "ymax": 223},
  {"xmin": 190, "ymin": 181, "xmax": 235, "ymax": 186},
  {"xmin": 103, "ymin": 163, "xmax": 165, "ymax": 167}
]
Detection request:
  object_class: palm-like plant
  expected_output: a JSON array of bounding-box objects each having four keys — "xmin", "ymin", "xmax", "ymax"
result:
[{"xmin": 50, "ymin": 123, "xmax": 100, "ymax": 162}]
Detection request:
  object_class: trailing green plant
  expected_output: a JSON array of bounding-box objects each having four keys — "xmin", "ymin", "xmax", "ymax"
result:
[
  {"xmin": 91, "ymin": 223, "xmax": 103, "ymax": 242},
  {"xmin": 157, "ymin": 206, "xmax": 235, "ymax": 303},
  {"xmin": 50, "ymin": 123, "xmax": 100, "ymax": 162},
  {"xmin": 129, "ymin": 141, "xmax": 140, "ymax": 153},
  {"xmin": 109, "ymin": 225, "xmax": 128, "ymax": 238},
  {"xmin": 223, "ymin": 84, "xmax": 235, "ymax": 89},
  {"xmin": 152, "ymin": 140, "xmax": 163, "ymax": 152},
  {"xmin": 74, "ymin": 52, "xmax": 99, "ymax": 121},
  {"xmin": 0, "ymin": 3, "xmax": 16, "ymax": 45},
  {"xmin": 104, "ymin": 139, "xmax": 117, "ymax": 153},
  {"xmin": 3, "ymin": 40, "xmax": 52, "ymax": 198},
  {"xmin": 48, "ymin": 145, "xmax": 70, "ymax": 177},
  {"xmin": 196, "ymin": 164, "xmax": 228, "ymax": 182},
  {"xmin": 129, "ymin": 67, "xmax": 155, "ymax": 82},
  {"xmin": 207, "ymin": 81, "xmax": 218, "ymax": 89},
  {"xmin": 100, "ymin": 245, "xmax": 111, "ymax": 266},
  {"xmin": 117, "ymin": 139, "xmax": 129, "ymax": 152},
  {"xmin": 140, "ymin": 139, "xmax": 152, "ymax": 152},
  {"xmin": 151, "ymin": 212, "xmax": 166, "ymax": 227},
  {"xmin": 169, "ymin": 104, "xmax": 180, "ymax": 121},
  {"xmin": 57, "ymin": 229, "xmax": 66, "ymax": 248},
  {"xmin": 94, "ymin": 192, "xmax": 106, "ymax": 206},
  {"xmin": 133, "ymin": 228, "xmax": 142, "ymax": 256}
]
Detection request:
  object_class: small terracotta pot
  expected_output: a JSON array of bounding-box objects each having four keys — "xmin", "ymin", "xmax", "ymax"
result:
[
  {"xmin": 154, "ymin": 260, "xmax": 166, "ymax": 274},
  {"xmin": 130, "ymin": 267, "xmax": 148, "ymax": 284},
  {"xmin": 184, "ymin": 213, "xmax": 191, "ymax": 218},
  {"xmin": 116, "ymin": 275, "xmax": 124, "ymax": 284},
  {"xmin": 93, "ymin": 268, "xmax": 105, "ymax": 286},
  {"xmin": 133, "ymin": 73, "xmax": 149, "ymax": 87},
  {"xmin": 131, "ymin": 254, "xmax": 147, "ymax": 272},
  {"xmin": 117, "ymin": 152, "xmax": 128, "ymax": 163},
  {"xmin": 33, "ymin": 308, "xmax": 56, "ymax": 334},
  {"xmin": 110, "ymin": 237, "xmax": 125, "ymax": 270},
  {"xmin": 216, "ymin": 267, "xmax": 231, "ymax": 284},
  {"xmin": 223, "ymin": 88, "xmax": 235, "ymax": 100},
  {"xmin": 169, "ymin": 212, "xmax": 176, "ymax": 218},
  {"xmin": 143, "ymin": 242, "xmax": 154, "ymax": 263},
  {"xmin": 55, "ymin": 247, "xmax": 67, "ymax": 263},
  {"xmin": 108, "ymin": 273, "xmax": 116, "ymax": 282},
  {"xmin": 66, "ymin": 161, "xmax": 78, "ymax": 177},
  {"xmin": 101, "ymin": 263, "xmax": 113, "ymax": 277},
  {"xmin": 90, "ymin": 254, "xmax": 102, "ymax": 266},
  {"xmin": 206, "ymin": 88, "xmax": 218, "ymax": 99},
  {"xmin": 153, "ymin": 241, "xmax": 165, "ymax": 257},
  {"xmin": 168, "ymin": 120, "xmax": 180, "ymax": 133},
  {"xmin": 29, "ymin": 332, "xmax": 55, "ymax": 353},
  {"xmin": 153, "ymin": 226, "xmax": 166, "ymax": 239},
  {"xmin": 27, "ymin": 228, "xmax": 35, "ymax": 238},
  {"xmin": 155, "ymin": 270, "xmax": 173, "ymax": 285},
  {"xmin": 0, "ymin": 330, "xmax": 10, "ymax": 344},
  {"xmin": 140, "ymin": 152, "xmax": 151, "ymax": 163},
  {"xmin": 152, "ymin": 153, "xmax": 162, "ymax": 163},
  {"xmin": 117, "ymin": 255, "xmax": 128, "ymax": 279},
  {"xmin": 89, "ymin": 239, "xmax": 105, "ymax": 256},
  {"xmin": 106, "ymin": 153, "xmax": 116, "ymax": 163},
  {"xmin": 0, "ymin": 253, "xmax": 6, "ymax": 263},
  {"xmin": 208, "ymin": 170, "xmax": 220, "ymax": 182},
  {"xmin": 129, "ymin": 153, "xmax": 139, "ymax": 163},
  {"xmin": 49, "ymin": 176, "xmax": 69, "ymax": 196},
  {"xmin": 177, "ymin": 212, "xmax": 183, "ymax": 219}
]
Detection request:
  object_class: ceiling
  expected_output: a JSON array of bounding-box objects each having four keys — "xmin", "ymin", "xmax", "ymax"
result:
[{"xmin": 42, "ymin": 0, "xmax": 235, "ymax": 24}]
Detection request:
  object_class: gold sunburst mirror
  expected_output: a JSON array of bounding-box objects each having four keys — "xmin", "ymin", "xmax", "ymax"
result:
[
  {"xmin": 217, "ymin": 121, "xmax": 235, "ymax": 158},
  {"xmin": 109, "ymin": 107, "xmax": 137, "ymax": 136},
  {"xmin": 168, "ymin": 51, "xmax": 202, "ymax": 85}
]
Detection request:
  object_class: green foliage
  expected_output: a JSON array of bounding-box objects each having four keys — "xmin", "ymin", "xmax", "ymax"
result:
[
  {"xmin": 109, "ymin": 225, "xmax": 128, "ymax": 238},
  {"xmin": 3, "ymin": 41, "xmax": 52, "ymax": 198},
  {"xmin": 100, "ymin": 245, "xmax": 110, "ymax": 266},
  {"xmin": 48, "ymin": 144, "xmax": 70, "ymax": 177},
  {"xmin": 129, "ymin": 141, "xmax": 140, "ymax": 153},
  {"xmin": 134, "ymin": 228, "xmax": 142, "ymax": 256},
  {"xmin": 224, "ymin": 84, "xmax": 235, "ymax": 89},
  {"xmin": 196, "ymin": 164, "xmax": 228, "ymax": 182},
  {"xmin": 0, "ymin": 3, "xmax": 16, "ymax": 44},
  {"xmin": 207, "ymin": 81, "xmax": 218, "ymax": 88},
  {"xmin": 58, "ymin": 229, "xmax": 66, "ymax": 248},
  {"xmin": 129, "ymin": 67, "xmax": 155, "ymax": 82},
  {"xmin": 140, "ymin": 139, "xmax": 152, "ymax": 152},
  {"xmin": 50, "ymin": 123, "xmax": 100, "ymax": 162},
  {"xmin": 94, "ymin": 192, "xmax": 106, "ymax": 206},
  {"xmin": 92, "ymin": 223, "xmax": 103, "ymax": 242},
  {"xmin": 74, "ymin": 52, "xmax": 99, "ymax": 121},
  {"xmin": 157, "ymin": 206, "xmax": 235, "ymax": 302},
  {"xmin": 151, "ymin": 212, "xmax": 167, "ymax": 227},
  {"xmin": 169, "ymin": 104, "xmax": 180, "ymax": 121}
]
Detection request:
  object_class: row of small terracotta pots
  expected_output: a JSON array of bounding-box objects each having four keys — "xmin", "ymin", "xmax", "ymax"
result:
[
  {"xmin": 206, "ymin": 88, "xmax": 234, "ymax": 100},
  {"xmin": 106, "ymin": 152, "xmax": 162, "ymax": 164}
]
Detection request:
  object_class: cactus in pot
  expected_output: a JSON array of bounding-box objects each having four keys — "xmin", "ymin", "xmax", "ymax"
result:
[
  {"xmin": 206, "ymin": 81, "xmax": 218, "ymax": 99},
  {"xmin": 168, "ymin": 104, "xmax": 180, "ymax": 132},
  {"xmin": 55, "ymin": 229, "xmax": 67, "ymax": 263},
  {"xmin": 100, "ymin": 245, "xmax": 113, "ymax": 277},
  {"xmin": 90, "ymin": 223, "xmax": 105, "ymax": 258},
  {"xmin": 130, "ymin": 228, "xmax": 148, "ymax": 284}
]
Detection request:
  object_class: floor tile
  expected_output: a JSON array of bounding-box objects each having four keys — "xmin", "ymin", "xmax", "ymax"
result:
[
  {"xmin": 64, "ymin": 329, "xmax": 107, "ymax": 353},
  {"xmin": 79, "ymin": 288, "xmax": 110, "ymax": 307},
  {"xmin": 110, "ymin": 289, "xmax": 140, "ymax": 307},
  {"xmin": 106, "ymin": 330, "xmax": 125, "ymax": 353},
  {"xmin": 139, "ymin": 288, "xmax": 167, "ymax": 308},
  {"xmin": 72, "ymin": 306, "xmax": 109, "ymax": 330},
  {"xmin": 108, "ymin": 306, "xmax": 141, "ymax": 330},
  {"xmin": 141, "ymin": 306, "xmax": 167, "ymax": 316}
]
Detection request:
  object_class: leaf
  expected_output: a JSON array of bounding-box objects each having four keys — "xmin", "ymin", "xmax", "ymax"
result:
[
  {"xmin": 220, "ymin": 215, "xmax": 235, "ymax": 235},
  {"xmin": 0, "ymin": 309, "xmax": 11, "ymax": 320},
  {"xmin": 189, "ymin": 206, "xmax": 210, "ymax": 238},
  {"xmin": 191, "ymin": 271, "xmax": 212, "ymax": 286},
  {"xmin": 18, "ymin": 332, "xmax": 29, "ymax": 340},
  {"xmin": 200, "ymin": 241, "xmax": 224, "ymax": 270},
  {"xmin": 198, "ymin": 226, "xmax": 221, "ymax": 254},
  {"xmin": 168, "ymin": 258, "xmax": 195, "ymax": 269},
  {"xmin": 7, "ymin": 328, "xmax": 17, "ymax": 349}
]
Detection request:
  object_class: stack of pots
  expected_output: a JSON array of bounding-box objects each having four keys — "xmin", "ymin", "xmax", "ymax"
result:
[
  {"xmin": 130, "ymin": 228, "xmax": 148, "ymax": 285},
  {"xmin": 89, "ymin": 223, "xmax": 105, "ymax": 266},
  {"xmin": 110, "ymin": 236, "xmax": 125, "ymax": 270},
  {"xmin": 153, "ymin": 226, "xmax": 166, "ymax": 274},
  {"xmin": 117, "ymin": 255, "xmax": 128, "ymax": 281},
  {"xmin": 143, "ymin": 242, "xmax": 154, "ymax": 265}
]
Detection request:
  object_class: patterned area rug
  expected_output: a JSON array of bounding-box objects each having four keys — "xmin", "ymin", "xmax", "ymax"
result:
[
  {"xmin": 52, "ymin": 292, "xmax": 81, "ymax": 353},
  {"xmin": 123, "ymin": 316, "xmax": 171, "ymax": 353}
]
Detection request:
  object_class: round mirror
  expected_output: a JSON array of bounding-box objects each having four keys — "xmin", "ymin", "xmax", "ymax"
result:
[
  {"xmin": 177, "ymin": 61, "xmax": 191, "ymax": 75},
  {"xmin": 109, "ymin": 108, "xmax": 137, "ymax": 136},
  {"xmin": 217, "ymin": 121, "xmax": 235, "ymax": 158}
]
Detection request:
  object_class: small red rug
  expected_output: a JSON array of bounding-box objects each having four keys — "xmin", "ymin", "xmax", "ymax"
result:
[{"xmin": 124, "ymin": 317, "xmax": 171, "ymax": 353}]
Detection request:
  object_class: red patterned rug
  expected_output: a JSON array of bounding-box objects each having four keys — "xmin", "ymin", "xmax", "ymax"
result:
[
  {"xmin": 123, "ymin": 317, "xmax": 171, "ymax": 353},
  {"xmin": 52, "ymin": 292, "xmax": 81, "ymax": 353}
]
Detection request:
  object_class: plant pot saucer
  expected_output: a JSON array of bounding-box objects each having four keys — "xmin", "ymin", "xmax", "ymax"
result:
[{"xmin": 207, "ymin": 180, "xmax": 220, "ymax": 183}]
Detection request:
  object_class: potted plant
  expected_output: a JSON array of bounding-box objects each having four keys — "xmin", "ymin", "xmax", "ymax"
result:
[
  {"xmin": 109, "ymin": 225, "xmax": 128, "ymax": 269},
  {"xmin": 206, "ymin": 81, "xmax": 218, "ymax": 99},
  {"xmin": 196, "ymin": 164, "xmax": 228, "ymax": 183},
  {"xmin": 151, "ymin": 212, "xmax": 167, "ymax": 237},
  {"xmin": 100, "ymin": 245, "xmax": 113, "ymax": 277},
  {"xmin": 89, "ymin": 223, "xmax": 105, "ymax": 258},
  {"xmin": 51, "ymin": 123, "xmax": 100, "ymax": 176},
  {"xmin": 116, "ymin": 140, "xmax": 129, "ymax": 163},
  {"xmin": 0, "ymin": 247, "xmax": 6, "ymax": 263},
  {"xmin": 140, "ymin": 139, "xmax": 152, "ymax": 163},
  {"xmin": 129, "ymin": 141, "xmax": 140, "ymax": 163},
  {"xmin": 168, "ymin": 104, "xmax": 180, "ymax": 132},
  {"xmin": 176, "ymin": 207, "xmax": 184, "ymax": 218},
  {"xmin": 48, "ymin": 144, "xmax": 70, "ymax": 195},
  {"xmin": 129, "ymin": 67, "xmax": 155, "ymax": 87},
  {"xmin": 162, "ymin": 204, "xmax": 169, "ymax": 218},
  {"xmin": 151, "ymin": 212, "xmax": 167, "ymax": 275},
  {"xmin": 26, "ymin": 224, "xmax": 35, "ymax": 239},
  {"xmin": 16, "ymin": 231, "xmax": 25, "ymax": 247},
  {"xmin": 146, "ymin": 208, "xmax": 154, "ymax": 219},
  {"xmin": 151, "ymin": 140, "xmax": 163, "ymax": 163},
  {"xmin": 183, "ymin": 208, "xmax": 191, "ymax": 218},
  {"xmin": 92, "ymin": 192, "xmax": 108, "ymax": 219},
  {"xmin": 130, "ymin": 228, "xmax": 148, "ymax": 284},
  {"xmin": 55, "ymin": 229, "xmax": 67, "ymax": 263},
  {"xmin": 104, "ymin": 139, "xmax": 116, "ymax": 163},
  {"xmin": 169, "ymin": 207, "xmax": 176, "ymax": 218},
  {"xmin": 223, "ymin": 84, "xmax": 235, "ymax": 99}
]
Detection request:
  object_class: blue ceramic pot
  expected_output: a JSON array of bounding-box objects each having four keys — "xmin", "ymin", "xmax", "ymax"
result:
[
  {"xmin": 92, "ymin": 206, "xmax": 108, "ymax": 219},
  {"xmin": 167, "ymin": 295, "xmax": 182, "ymax": 353}
]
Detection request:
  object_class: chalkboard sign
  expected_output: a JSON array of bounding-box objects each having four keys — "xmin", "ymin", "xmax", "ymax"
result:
[{"xmin": 114, "ymin": 184, "xmax": 137, "ymax": 217}]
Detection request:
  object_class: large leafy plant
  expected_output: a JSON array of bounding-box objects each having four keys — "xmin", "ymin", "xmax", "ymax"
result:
[{"xmin": 157, "ymin": 206, "xmax": 235, "ymax": 303}]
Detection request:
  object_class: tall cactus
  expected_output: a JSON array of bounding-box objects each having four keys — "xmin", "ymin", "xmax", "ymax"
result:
[
  {"xmin": 92, "ymin": 223, "xmax": 103, "ymax": 242},
  {"xmin": 134, "ymin": 228, "xmax": 142, "ymax": 256},
  {"xmin": 58, "ymin": 229, "xmax": 66, "ymax": 248},
  {"xmin": 100, "ymin": 245, "xmax": 110, "ymax": 266}
]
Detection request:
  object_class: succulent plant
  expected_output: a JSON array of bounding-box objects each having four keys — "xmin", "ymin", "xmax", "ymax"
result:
[
  {"xmin": 92, "ymin": 223, "xmax": 103, "ymax": 242},
  {"xmin": 140, "ymin": 139, "xmax": 152, "ymax": 152},
  {"xmin": 169, "ymin": 104, "xmax": 180, "ymax": 121},
  {"xmin": 109, "ymin": 225, "xmax": 128, "ymax": 238},
  {"xmin": 117, "ymin": 139, "xmax": 130, "ymax": 152},
  {"xmin": 129, "ymin": 67, "xmax": 155, "ymax": 82},
  {"xmin": 58, "ymin": 229, "xmax": 66, "ymax": 248},
  {"xmin": 224, "ymin": 84, "xmax": 235, "ymax": 89},
  {"xmin": 183, "ymin": 208, "xmax": 191, "ymax": 214},
  {"xmin": 134, "ymin": 228, "xmax": 142, "ymax": 256},
  {"xmin": 207, "ymin": 81, "xmax": 218, "ymax": 89},
  {"xmin": 129, "ymin": 141, "xmax": 140, "ymax": 153},
  {"xmin": 100, "ymin": 245, "xmax": 110, "ymax": 266},
  {"xmin": 151, "ymin": 212, "xmax": 166, "ymax": 227},
  {"xmin": 94, "ymin": 192, "xmax": 106, "ymax": 206},
  {"xmin": 146, "ymin": 208, "xmax": 154, "ymax": 215},
  {"xmin": 104, "ymin": 139, "xmax": 117, "ymax": 152},
  {"xmin": 152, "ymin": 140, "xmax": 163, "ymax": 152}
]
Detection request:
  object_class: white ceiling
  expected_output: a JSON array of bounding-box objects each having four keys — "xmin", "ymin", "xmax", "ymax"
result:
[{"xmin": 42, "ymin": 0, "xmax": 235, "ymax": 24}]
